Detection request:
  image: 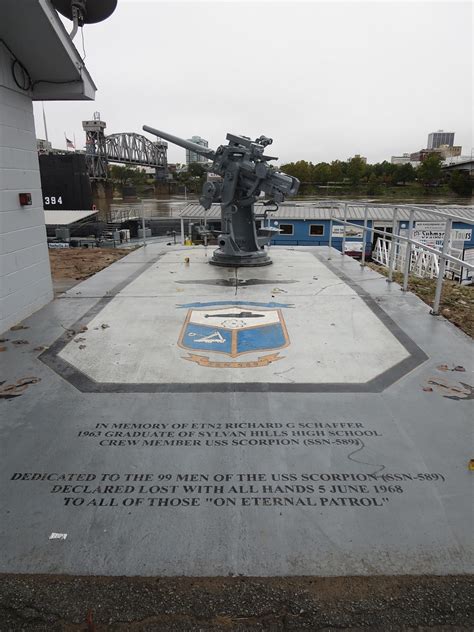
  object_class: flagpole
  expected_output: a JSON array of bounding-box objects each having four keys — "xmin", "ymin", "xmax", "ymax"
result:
[{"xmin": 42, "ymin": 103, "xmax": 49, "ymax": 143}]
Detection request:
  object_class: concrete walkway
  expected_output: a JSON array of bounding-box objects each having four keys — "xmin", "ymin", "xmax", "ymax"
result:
[{"xmin": 0, "ymin": 243, "xmax": 472, "ymax": 578}]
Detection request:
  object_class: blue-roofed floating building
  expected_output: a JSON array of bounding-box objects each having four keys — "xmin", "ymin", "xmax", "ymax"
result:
[{"xmin": 179, "ymin": 202, "xmax": 474, "ymax": 259}]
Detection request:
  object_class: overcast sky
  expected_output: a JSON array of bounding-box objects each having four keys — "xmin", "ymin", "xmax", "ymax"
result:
[{"xmin": 34, "ymin": 0, "xmax": 472, "ymax": 165}]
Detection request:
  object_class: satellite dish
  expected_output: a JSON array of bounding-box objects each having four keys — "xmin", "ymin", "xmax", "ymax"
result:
[{"xmin": 52, "ymin": 0, "xmax": 117, "ymax": 24}]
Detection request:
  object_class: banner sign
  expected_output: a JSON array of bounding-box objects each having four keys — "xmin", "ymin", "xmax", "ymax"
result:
[
  {"xmin": 331, "ymin": 225, "xmax": 364, "ymax": 238},
  {"xmin": 412, "ymin": 222, "xmax": 445, "ymax": 247},
  {"xmin": 413, "ymin": 222, "xmax": 472, "ymax": 248}
]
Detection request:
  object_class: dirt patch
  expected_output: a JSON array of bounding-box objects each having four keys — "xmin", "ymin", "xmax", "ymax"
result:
[
  {"xmin": 49, "ymin": 248, "xmax": 132, "ymax": 295},
  {"xmin": 0, "ymin": 574, "xmax": 472, "ymax": 631},
  {"xmin": 367, "ymin": 263, "xmax": 474, "ymax": 338}
]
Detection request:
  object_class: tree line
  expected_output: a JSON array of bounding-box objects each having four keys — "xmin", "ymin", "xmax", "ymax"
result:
[
  {"xmin": 107, "ymin": 157, "xmax": 472, "ymax": 198},
  {"xmin": 280, "ymin": 155, "xmax": 472, "ymax": 196}
]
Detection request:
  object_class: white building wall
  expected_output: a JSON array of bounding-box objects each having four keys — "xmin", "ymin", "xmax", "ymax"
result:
[{"xmin": 0, "ymin": 46, "xmax": 53, "ymax": 333}]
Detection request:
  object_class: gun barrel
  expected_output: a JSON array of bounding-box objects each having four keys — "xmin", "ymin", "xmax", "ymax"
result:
[{"xmin": 143, "ymin": 126, "xmax": 215, "ymax": 160}]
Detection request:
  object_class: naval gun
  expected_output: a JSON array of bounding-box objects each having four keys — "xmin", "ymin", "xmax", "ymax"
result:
[{"xmin": 143, "ymin": 126, "xmax": 300, "ymax": 266}]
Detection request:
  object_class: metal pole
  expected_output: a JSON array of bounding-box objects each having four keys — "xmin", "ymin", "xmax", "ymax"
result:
[
  {"xmin": 361, "ymin": 206, "xmax": 368, "ymax": 267},
  {"xmin": 402, "ymin": 210, "xmax": 415, "ymax": 292},
  {"xmin": 387, "ymin": 208, "xmax": 398, "ymax": 283},
  {"xmin": 180, "ymin": 218, "xmax": 185, "ymax": 245},
  {"xmin": 141, "ymin": 201, "xmax": 147, "ymax": 247},
  {"xmin": 431, "ymin": 218, "xmax": 452, "ymax": 315},
  {"xmin": 328, "ymin": 209, "xmax": 333, "ymax": 259},
  {"xmin": 42, "ymin": 102, "xmax": 49, "ymax": 143},
  {"xmin": 341, "ymin": 203, "xmax": 348, "ymax": 256}
]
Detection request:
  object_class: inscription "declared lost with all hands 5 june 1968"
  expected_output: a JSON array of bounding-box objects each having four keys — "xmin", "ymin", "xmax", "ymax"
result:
[{"xmin": 10, "ymin": 470, "xmax": 446, "ymax": 510}]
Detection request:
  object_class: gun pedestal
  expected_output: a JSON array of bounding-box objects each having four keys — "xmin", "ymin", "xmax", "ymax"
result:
[
  {"xmin": 210, "ymin": 248, "xmax": 272, "ymax": 267},
  {"xmin": 210, "ymin": 202, "xmax": 272, "ymax": 267}
]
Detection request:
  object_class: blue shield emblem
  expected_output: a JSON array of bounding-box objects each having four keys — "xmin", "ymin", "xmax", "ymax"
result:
[{"xmin": 178, "ymin": 305, "xmax": 289, "ymax": 359}]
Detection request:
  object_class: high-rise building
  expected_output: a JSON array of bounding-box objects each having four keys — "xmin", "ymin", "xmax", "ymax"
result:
[
  {"xmin": 186, "ymin": 136, "xmax": 209, "ymax": 164},
  {"xmin": 427, "ymin": 130, "xmax": 455, "ymax": 149}
]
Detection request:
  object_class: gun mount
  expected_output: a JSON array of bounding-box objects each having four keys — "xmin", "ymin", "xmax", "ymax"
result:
[{"xmin": 143, "ymin": 125, "xmax": 300, "ymax": 267}]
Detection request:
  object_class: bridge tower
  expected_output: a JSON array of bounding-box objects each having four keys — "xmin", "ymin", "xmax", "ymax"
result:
[{"xmin": 82, "ymin": 112, "xmax": 108, "ymax": 180}]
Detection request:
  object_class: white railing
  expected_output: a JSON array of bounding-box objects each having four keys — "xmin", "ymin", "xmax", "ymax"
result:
[
  {"xmin": 328, "ymin": 203, "xmax": 474, "ymax": 315},
  {"xmin": 107, "ymin": 207, "xmax": 140, "ymax": 223},
  {"xmin": 445, "ymin": 247, "xmax": 464, "ymax": 281},
  {"xmin": 372, "ymin": 237, "xmax": 390, "ymax": 267},
  {"xmin": 374, "ymin": 238, "xmax": 443, "ymax": 279},
  {"xmin": 410, "ymin": 247, "xmax": 440, "ymax": 279}
]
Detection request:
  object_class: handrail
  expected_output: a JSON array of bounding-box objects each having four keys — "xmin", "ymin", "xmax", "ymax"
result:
[
  {"xmin": 330, "ymin": 204, "xmax": 473, "ymax": 315},
  {"xmin": 332, "ymin": 218, "xmax": 474, "ymax": 270}
]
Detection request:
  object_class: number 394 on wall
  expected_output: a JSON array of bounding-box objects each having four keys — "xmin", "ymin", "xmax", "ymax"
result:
[{"xmin": 44, "ymin": 196, "xmax": 63, "ymax": 205}]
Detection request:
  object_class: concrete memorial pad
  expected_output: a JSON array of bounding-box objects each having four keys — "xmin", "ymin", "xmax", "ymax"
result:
[
  {"xmin": 45, "ymin": 249, "xmax": 423, "ymax": 390},
  {"xmin": 0, "ymin": 244, "xmax": 472, "ymax": 578}
]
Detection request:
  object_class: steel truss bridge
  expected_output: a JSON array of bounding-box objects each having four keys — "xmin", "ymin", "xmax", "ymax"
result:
[
  {"xmin": 106, "ymin": 133, "xmax": 167, "ymax": 170},
  {"xmin": 82, "ymin": 115, "xmax": 168, "ymax": 180}
]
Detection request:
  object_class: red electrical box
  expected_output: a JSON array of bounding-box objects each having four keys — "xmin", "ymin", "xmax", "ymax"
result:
[{"xmin": 19, "ymin": 193, "xmax": 32, "ymax": 206}]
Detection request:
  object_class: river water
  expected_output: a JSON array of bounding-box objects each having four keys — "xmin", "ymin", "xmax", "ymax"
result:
[{"xmin": 110, "ymin": 193, "xmax": 472, "ymax": 220}]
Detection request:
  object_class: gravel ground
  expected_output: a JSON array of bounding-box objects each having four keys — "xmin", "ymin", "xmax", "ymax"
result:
[{"xmin": 0, "ymin": 575, "xmax": 472, "ymax": 631}]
